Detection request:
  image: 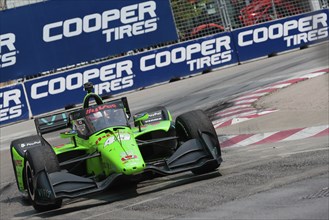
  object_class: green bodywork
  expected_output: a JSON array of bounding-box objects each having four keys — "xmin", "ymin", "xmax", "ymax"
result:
[
  {"xmin": 56, "ymin": 127, "xmax": 147, "ymax": 177},
  {"xmin": 54, "ymin": 121, "xmax": 172, "ymax": 177},
  {"xmin": 11, "ymin": 148, "xmax": 25, "ymax": 191},
  {"xmin": 12, "ymin": 93, "xmax": 173, "ymax": 192}
]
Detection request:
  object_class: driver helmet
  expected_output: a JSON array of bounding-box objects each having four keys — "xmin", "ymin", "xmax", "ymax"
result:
[{"xmin": 89, "ymin": 112, "xmax": 102, "ymax": 121}]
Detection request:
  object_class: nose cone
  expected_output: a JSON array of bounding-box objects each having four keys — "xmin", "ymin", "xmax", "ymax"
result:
[{"xmin": 121, "ymin": 162, "xmax": 145, "ymax": 175}]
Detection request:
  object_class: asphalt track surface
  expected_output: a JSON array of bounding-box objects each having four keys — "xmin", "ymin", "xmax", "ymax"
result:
[{"xmin": 0, "ymin": 42, "xmax": 328, "ymax": 219}]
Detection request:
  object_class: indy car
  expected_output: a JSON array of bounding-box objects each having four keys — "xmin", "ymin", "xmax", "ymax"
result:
[{"xmin": 10, "ymin": 82, "xmax": 222, "ymax": 211}]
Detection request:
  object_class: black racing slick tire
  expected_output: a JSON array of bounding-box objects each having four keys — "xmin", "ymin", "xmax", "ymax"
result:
[
  {"xmin": 175, "ymin": 110, "xmax": 221, "ymax": 175},
  {"xmin": 11, "ymin": 135, "xmax": 43, "ymax": 192},
  {"xmin": 24, "ymin": 145, "xmax": 62, "ymax": 212}
]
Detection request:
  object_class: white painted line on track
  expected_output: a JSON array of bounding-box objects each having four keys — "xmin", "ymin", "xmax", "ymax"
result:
[
  {"xmin": 219, "ymin": 125, "xmax": 329, "ymax": 148},
  {"xmin": 302, "ymin": 71, "xmax": 328, "ymax": 79},
  {"xmin": 223, "ymin": 132, "xmax": 277, "ymax": 148},
  {"xmin": 216, "ymin": 107, "xmax": 255, "ymax": 117},
  {"xmin": 232, "ymin": 92, "xmax": 268, "ymax": 101},
  {"xmin": 234, "ymin": 98, "xmax": 258, "ymax": 105},
  {"xmin": 280, "ymin": 125, "xmax": 329, "ymax": 142}
]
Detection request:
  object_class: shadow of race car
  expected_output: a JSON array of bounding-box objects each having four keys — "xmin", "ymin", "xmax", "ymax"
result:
[{"xmin": 10, "ymin": 82, "xmax": 222, "ymax": 212}]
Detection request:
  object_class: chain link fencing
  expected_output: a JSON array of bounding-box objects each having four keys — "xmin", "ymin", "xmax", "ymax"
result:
[
  {"xmin": 1, "ymin": 0, "xmax": 326, "ymax": 36},
  {"xmin": 1, "ymin": 0, "xmax": 326, "ymax": 41},
  {"xmin": 171, "ymin": 0, "xmax": 327, "ymax": 42},
  {"xmin": 0, "ymin": 0, "xmax": 45, "ymax": 10}
]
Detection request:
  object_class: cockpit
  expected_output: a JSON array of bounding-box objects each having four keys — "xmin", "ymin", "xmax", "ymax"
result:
[{"xmin": 70, "ymin": 103, "xmax": 128, "ymax": 138}]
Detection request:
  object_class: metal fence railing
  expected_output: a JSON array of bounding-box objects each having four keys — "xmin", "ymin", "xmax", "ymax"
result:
[{"xmin": 170, "ymin": 0, "xmax": 326, "ymax": 41}]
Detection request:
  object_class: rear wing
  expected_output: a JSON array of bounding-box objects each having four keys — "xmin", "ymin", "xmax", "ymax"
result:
[{"xmin": 35, "ymin": 97, "xmax": 131, "ymax": 135}]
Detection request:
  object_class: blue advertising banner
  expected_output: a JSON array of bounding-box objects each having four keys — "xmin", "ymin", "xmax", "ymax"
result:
[
  {"xmin": 0, "ymin": 84, "xmax": 29, "ymax": 125},
  {"xmin": 0, "ymin": 0, "xmax": 178, "ymax": 83},
  {"xmin": 233, "ymin": 9, "xmax": 329, "ymax": 62},
  {"xmin": 25, "ymin": 32, "xmax": 238, "ymax": 115}
]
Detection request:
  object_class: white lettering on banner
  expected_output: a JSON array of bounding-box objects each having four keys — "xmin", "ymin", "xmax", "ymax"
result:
[
  {"xmin": 140, "ymin": 35, "xmax": 232, "ymax": 72},
  {"xmin": 0, "ymin": 89, "xmax": 22, "ymax": 122},
  {"xmin": 238, "ymin": 13, "xmax": 328, "ymax": 47},
  {"xmin": 43, "ymin": 1, "xmax": 158, "ymax": 43},
  {"xmin": 0, "ymin": 33, "xmax": 17, "ymax": 68},
  {"xmin": 31, "ymin": 60, "xmax": 134, "ymax": 99}
]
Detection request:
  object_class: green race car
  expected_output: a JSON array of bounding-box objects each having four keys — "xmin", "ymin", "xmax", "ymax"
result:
[{"xmin": 10, "ymin": 82, "xmax": 222, "ymax": 212}]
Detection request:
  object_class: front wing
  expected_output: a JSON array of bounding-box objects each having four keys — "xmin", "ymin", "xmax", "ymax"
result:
[{"xmin": 32, "ymin": 131, "xmax": 222, "ymax": 205}]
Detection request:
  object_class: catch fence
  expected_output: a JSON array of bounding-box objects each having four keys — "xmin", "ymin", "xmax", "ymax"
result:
[{"xmin": 171, "ymin": 0, "xmax": 327, "ymax": 41}]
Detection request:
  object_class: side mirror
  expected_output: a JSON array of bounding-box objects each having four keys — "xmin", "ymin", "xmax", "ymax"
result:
[
  {"xmin": 133, "ymin": 113, "xmax": 149, "ymax": 132},
  {"xmin": 60, "ymin": 130, "xmax": 77, "ymax": 139}
]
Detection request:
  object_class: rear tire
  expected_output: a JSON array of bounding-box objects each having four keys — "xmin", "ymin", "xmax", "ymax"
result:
[
  {"xmin": 175, "ymin": 110, "xmax": 221, "ymax": 175},
  {"xmin": 24, "ymin": 144, "xmax": 62, "ymax": 212},
  {"xmin": 11, "ymin": 135, "xmax": 43, "ymax": 192}
]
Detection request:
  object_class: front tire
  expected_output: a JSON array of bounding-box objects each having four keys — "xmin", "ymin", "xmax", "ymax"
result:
[
  {"xmin": 175, "ymin": 110, "xmax": 221, "ymax": 175},
  {"xmin": 24, "ymin": 145, "xmax": 62, "ymax": 212}
]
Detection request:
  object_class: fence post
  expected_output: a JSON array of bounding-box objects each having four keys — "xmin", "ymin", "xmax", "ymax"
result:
[
  {"xmin": 321, "ymin": 0, "xmax": 328, "ymax": 9},
  {"xmin": 1, "ymin": 0, "xmax": 7, "ymax": 10},
  {"xmin": 271, "ymin": 0, "xmax": 278, "ymax": 19},
  {"xmin": 218, "ymin": 0, "xmax": 232, "ymax": 31},
  {"xmin": 309, "ymin": 0, "xmax": 322, "ymax": 10}
]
